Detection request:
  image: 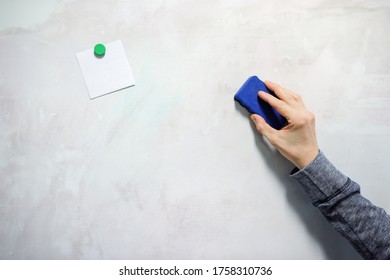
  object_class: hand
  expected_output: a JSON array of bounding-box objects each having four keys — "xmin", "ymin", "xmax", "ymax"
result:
[{"xmin": 250, "ymin": 81, "xmax": 319, "ymax": 169}]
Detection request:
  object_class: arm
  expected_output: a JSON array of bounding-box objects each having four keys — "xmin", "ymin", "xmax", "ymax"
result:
[
  {"xmin": 251, "ymin": 81, "xmax": 390, "ymax": 259},
  {"xmin": 291, "ymin": 151, "xmax": 390, "ymax": 259}
]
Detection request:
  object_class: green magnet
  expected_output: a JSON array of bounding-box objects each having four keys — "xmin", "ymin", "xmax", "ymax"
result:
[{"xmin": 94, "ymin": 43, "xmax": 106, "ymax": 57}]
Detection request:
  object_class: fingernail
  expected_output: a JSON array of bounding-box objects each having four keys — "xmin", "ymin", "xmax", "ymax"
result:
[{"xmin": 251, "ymin": 115, "xmax": 256, "ymax": 122}]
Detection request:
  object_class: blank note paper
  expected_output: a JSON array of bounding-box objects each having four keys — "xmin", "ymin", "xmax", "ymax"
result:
[{"xmin": 76, "ymin": 40, "xmax": 135, "ymax": 99}]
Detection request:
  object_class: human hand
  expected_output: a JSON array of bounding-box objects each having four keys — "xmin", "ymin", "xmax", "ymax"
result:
[{"xmin": 250, "ymin": 81, "xmax": 319, "ymax": 169}]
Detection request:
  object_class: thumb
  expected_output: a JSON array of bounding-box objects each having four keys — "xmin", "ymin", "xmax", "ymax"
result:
[{"xmin": 251, "ymin": 114, "xmax": 277, "ymax": 144}]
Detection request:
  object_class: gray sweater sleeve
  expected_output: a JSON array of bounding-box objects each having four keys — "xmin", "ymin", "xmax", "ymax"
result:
[{"xmin": 290, "ymin": 151, "xmax": 390, "ymax": 259}]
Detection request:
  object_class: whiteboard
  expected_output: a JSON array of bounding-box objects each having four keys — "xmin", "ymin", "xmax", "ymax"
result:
[{"xmin": 1, "ymin": 0, "xmax": 389, "ymax": 259}]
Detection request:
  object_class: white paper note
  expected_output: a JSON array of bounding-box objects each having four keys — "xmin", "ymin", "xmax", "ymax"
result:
[{"xmin": 76, "ymin": 40, "xmax": 135, "ymax": 99}]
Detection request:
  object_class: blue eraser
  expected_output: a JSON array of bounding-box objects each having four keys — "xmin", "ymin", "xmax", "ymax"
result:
[{"xmin": 234, "ymin": 76, "xmax": 287, "ymax": 130}]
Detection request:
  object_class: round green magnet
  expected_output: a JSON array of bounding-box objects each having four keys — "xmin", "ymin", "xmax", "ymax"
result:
[{"xmin": 94, "ymin": 43, "xmax": 106, "ymax": 57}]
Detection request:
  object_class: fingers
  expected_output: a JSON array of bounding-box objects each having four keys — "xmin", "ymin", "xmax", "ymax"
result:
[
  {"xmin": 264, "ymin": 80, "xmax": 290, "ymax": 101},
  {"xmin": 265, "ymin": 80, "xmax": 300, "ymax": 104},
  {"xmin": 251, "ymin": 114, "xmax": 278, "ymax": 145},
  {"xmin": 283, "ymin": 88, "xmax": 300, "ymax": 100},
  {"xmin": 258, "ymin": 91, "xmax": 289, "ymax": 117},
  {"xmin": 283, "ymin": 88, "xmax": 303, "ymax": 104}
]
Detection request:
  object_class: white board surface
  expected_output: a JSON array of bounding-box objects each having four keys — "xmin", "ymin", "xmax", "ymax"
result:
[{"xmin": 1, "ymin": 0, "xmax": 389, "ymax": 259}]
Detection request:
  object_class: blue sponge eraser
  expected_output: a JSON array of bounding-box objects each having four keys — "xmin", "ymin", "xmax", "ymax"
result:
[{"xmin": 234, "ymin": 76, "xmax": 287, "ymax": 130}]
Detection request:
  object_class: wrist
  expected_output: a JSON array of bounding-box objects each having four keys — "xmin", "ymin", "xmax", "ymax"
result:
[{"xmin": 295, "ymin": 149, "xmax": 319, "ymax": 169}]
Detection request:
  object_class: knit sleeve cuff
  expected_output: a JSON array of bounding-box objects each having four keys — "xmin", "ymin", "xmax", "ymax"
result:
[{"xmin": 290, "ymin": 151, "xmax": 350, "ymax": 204}]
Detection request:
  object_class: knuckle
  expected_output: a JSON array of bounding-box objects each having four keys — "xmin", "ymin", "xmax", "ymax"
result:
[
  {"xmin": 255, "ymin": 123, "xmax": 264, "ymax": 133},
  {"xmin": 296, "ymin": 111, "xmax": 315, "ymax": 126},
  {"xmin": 307, "ymin": 111, "xmax": 315, "ymax": 123},
  {"xmin": 297, "ymin": 119, "xmax": 305, "ymax": 127},
  {"xmin": 277, "ymin": 101, "xmax": 286, "ymax": 110},
  {"xmin": 296, "ymin": 114, "xmax": 308, "ymax": 126}
]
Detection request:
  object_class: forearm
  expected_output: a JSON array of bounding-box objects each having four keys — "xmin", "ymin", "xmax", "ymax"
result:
[{"xmin": 291, "ymin": 152, "xmax": 390, "ymax": 259}]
